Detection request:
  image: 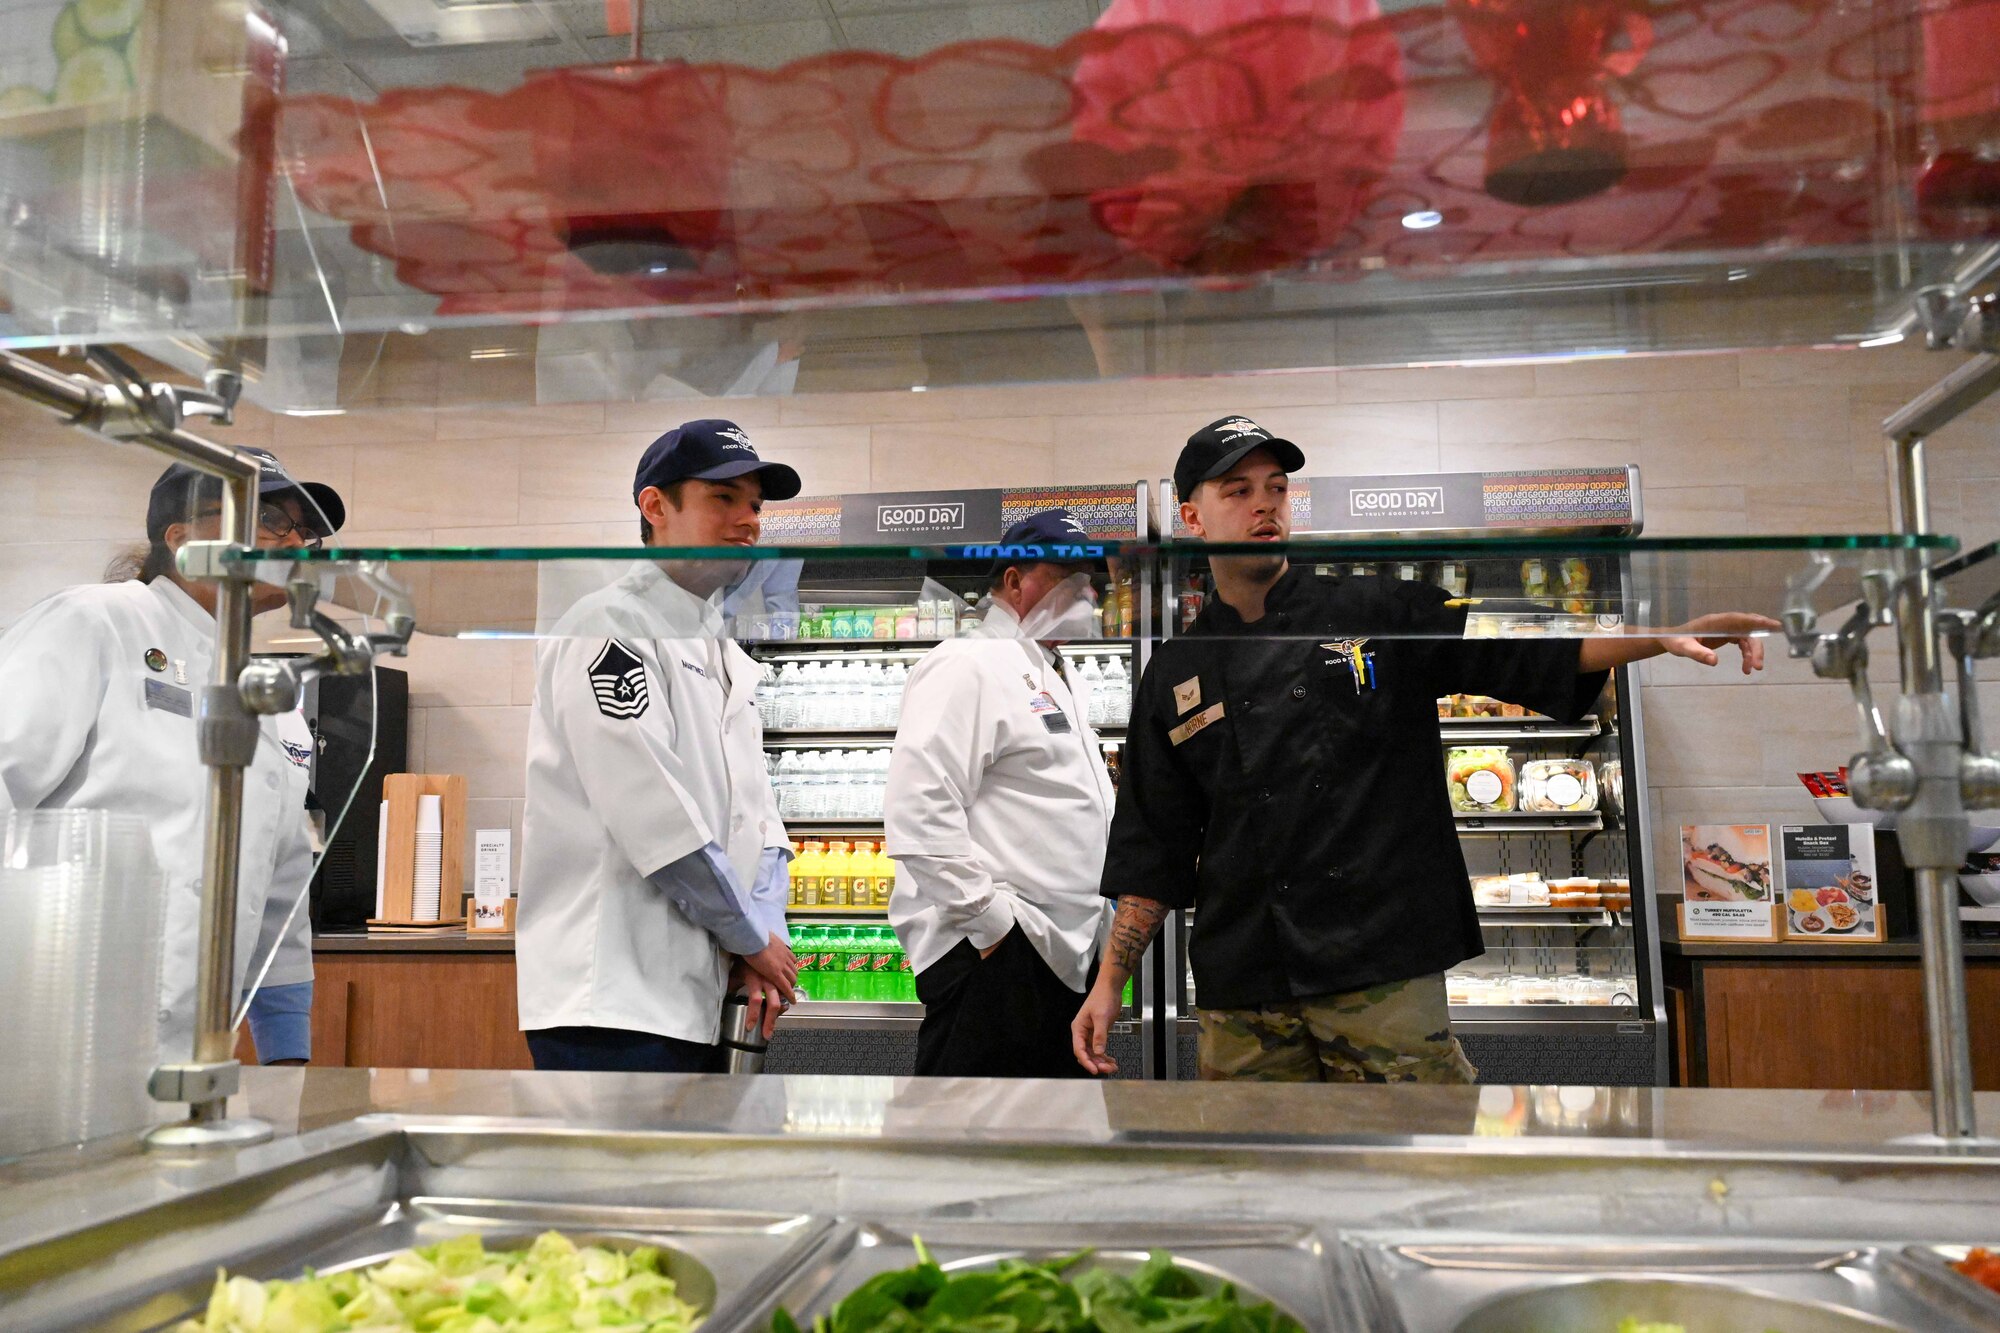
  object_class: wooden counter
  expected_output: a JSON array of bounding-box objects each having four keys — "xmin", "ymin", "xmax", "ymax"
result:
[
  {"xmin": 1661, "ymin": 921, "xmax": 2000, "ymax": 1090},
  {"xmin": 240, "ymin": 929, "xmax": 531, "ymax": 1070}
]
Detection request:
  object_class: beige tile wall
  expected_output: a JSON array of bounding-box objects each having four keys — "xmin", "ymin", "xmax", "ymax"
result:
[{"xmin": 3, "ymin": 344, "xmax": 1996, "ymax": 892}]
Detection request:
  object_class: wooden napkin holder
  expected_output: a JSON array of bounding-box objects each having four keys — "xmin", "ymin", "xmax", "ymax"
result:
[{"xmin": 370, "ymin": 773, "xmax": 466, "ymax": 928}]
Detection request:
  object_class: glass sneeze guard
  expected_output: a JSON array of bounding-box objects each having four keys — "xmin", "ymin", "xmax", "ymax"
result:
[{"xmin": 245, "ymin": 532, "xmax": 1959, "ymax": 642}]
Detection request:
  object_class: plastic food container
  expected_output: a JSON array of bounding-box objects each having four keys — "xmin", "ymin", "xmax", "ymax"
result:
[
  {"xmin": 1601, "ymin": 759, "xmax": 1624, "ymax": 817},
  {"xmin": 1520, "ymin": 758, "xmax": 1598, "ymax": 812},
  {"xmin": 1447, "ymin": 746, "xmax": 1517, "ymax": 812}
]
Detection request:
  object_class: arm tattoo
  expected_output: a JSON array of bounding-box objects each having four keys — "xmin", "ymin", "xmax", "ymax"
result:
[{"xmin": 1105, "ymin": 896, "xmax": 1169, "ymax": 977}]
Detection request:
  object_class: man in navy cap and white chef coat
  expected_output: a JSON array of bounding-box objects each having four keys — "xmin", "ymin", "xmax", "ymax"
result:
[
  {"xmin": 885, "ymin": 508, "xmax": 1117, "ymax": 1078},
  {"xmin": 517, "ymin": 420, "xmax": 807, "ymax": 1073}
]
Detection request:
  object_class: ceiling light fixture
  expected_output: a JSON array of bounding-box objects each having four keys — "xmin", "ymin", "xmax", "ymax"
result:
[{"xmin": 1400, "ymin": 210, "xmax": 1444, "ymax": 230}]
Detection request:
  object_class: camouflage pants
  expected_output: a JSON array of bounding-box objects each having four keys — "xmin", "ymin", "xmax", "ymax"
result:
[{"xmin": 1196, "ymin": 974, "xmax": 1477, "ymax": 1083}]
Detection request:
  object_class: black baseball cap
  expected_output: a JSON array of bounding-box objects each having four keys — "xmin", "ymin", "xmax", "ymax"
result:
[
  {"xmin": 633, "ymin": 419, "xmax": 802, "ymax": 503},
  {"xmin": 1174, "ymin": 416, "xmax": 1306, "ymax": 501},
  {"xmin": 145, "ymin": 448, "xmax": 346, "ymax": 542},
  {"xmin": 991, "ymin": 507, "xmax": 1096, "ymax": 575}
]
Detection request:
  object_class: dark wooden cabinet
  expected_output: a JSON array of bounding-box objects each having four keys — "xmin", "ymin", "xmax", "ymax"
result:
[
  {"xmin": 238, "ymin": 941, "xmax": 532, "ymax": 1070},
  {"xmin": 1666, "ymin": 946, "xmax": 2000, "ymax": 1090}
]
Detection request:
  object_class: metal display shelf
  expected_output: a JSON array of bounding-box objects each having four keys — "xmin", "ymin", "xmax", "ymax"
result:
[
  {"xmin": 783, "ymin": 1001, "xmax": 924, "ymax": 1031},
  {"xmin": 1438, "ymin": 716, "xmax": 1604, "ymax": 743},
  {"xmin": 1476, "ymin": 908, "xmax": 1631, "ymax": 928},
  {"xmin": 768, "ymin": 729, "xmax": 1126, "ymax": 744},
  {"xmin": 1454, "ymin": 812, "xmax": 1605, "ymax": 834},
  {"xmin": 754, "ymin": 641, "xmax": 1137, "ymax": 663}
]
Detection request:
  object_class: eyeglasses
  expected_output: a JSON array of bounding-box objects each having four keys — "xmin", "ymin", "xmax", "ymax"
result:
[{"xmin": 194, "ymin": 504, "xmax": 328, "ymax": 549}]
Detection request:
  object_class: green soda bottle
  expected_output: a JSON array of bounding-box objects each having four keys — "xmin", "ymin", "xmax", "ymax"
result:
[
  {"xmin": 869, "ymin": 927, "xmax": 896, "ymax": 1001},
  {"xmin": 816, "ymin": 927, "xmax": 843, "ymax": 1002},
  {"xmin": 897, "ymin": 943, "xmax": 916, "ymax": 1002},
  {"xmin": 842, "ymin": 927, "xmax": 872, "ymax": 1002},
  {"xmin": 794, "ymin": 926, "xmax": 820, "ymax": 1002},
  {"xmin": 817, "ymin": 927, "xmax": 839, "ymax": 1001}
]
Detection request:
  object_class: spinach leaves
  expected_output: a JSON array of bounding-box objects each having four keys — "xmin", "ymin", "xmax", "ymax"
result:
[{"xmin": 773, "ymin": 1240, "xmax": 1305, "ymax": 1333}]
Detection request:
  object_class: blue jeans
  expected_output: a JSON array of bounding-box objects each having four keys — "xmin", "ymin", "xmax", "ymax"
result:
[
  {"xmin": 246, "ymin": 981, "xmax": 313, "ymax": 1063},
  {"xmin": 525, "ymin": 1025, "xmax": 723, "ymax": 1073}
]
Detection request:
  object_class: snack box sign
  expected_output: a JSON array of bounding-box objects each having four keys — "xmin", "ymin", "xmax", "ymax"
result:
[{"xmin": 1778, "ymin": 823, "xmax": 1883, "ymax": 942}]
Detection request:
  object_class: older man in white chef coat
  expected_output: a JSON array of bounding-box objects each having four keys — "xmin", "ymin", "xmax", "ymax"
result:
[
  {"xmin": 0, "ymin": 449, "xmax": 341, "ymax": 1065},
  {"xmin": 886, "ymin": 508, "xmax": 1117, "ymax": 1078},
  {"xmin": 517, "ymin": 420, "xmax": 804, "ymax": 1073}
]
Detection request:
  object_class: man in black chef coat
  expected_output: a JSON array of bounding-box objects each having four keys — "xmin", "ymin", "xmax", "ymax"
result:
[{"xmin": 1071, "ymin": 416, "xmax": 1776, "ymax": 1082}]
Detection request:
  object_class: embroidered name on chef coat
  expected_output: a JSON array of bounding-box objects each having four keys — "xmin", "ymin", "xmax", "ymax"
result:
[
  {"xmin": 1169, "ymin": 701, "xmax": 1224, "ymax": 745},
  {"xmin": 589, "ymin": 639, "xmax": 650, "ymax": 719},
  {"xmin": 282, "ymin": 739, "xmax": 315, "ymax": 768}
]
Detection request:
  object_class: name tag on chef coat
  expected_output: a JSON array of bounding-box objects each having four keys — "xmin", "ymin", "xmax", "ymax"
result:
[
  {"xmin": 143, "ymin": 678, "xmax": 193, "ymax": 717},
  {"xmin": 1028, "ymin": 691, "xmax": 1072, "ymax": 734}
]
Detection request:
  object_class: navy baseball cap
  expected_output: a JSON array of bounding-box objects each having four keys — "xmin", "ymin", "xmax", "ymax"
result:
[
  {"xmin": 632, "ymin": 419, "xmax": 802, "ymax": 503},
  {"xmin": 146, "ymin": 448, "xmax": 346, "ymax": 541},
  {"xmin": 990, "ymin": 507, "xmax": 1096, "ymax": 575},
  {"xmin": 1175, "ymin": 415, "xmax": 1305, "ymax": 501}
]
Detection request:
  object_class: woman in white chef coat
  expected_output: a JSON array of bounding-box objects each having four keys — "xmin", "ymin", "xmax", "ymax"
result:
[{"xmin": 0, "ymin": 449, "xmax": 345, "ymax": 1065}]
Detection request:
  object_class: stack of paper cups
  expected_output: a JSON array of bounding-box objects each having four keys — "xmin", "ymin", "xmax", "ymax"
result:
[{"xmin": 413, "ymin": 794, "xmax": 443, "ymax": 922}]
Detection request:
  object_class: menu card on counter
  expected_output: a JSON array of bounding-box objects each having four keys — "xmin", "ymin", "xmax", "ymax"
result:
[
  {"xmin": 1679, "ymin": 823, "xmax": 1778, "ymax": 941},
  {"xmin": 1778, "ymin": 824, "xmax": 1884, "ymax": 942},
  {"xmin": 469, "ymin": 828, "xmax": 513, "ymax": 933}
]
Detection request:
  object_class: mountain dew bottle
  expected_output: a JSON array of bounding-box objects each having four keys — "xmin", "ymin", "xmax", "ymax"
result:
[
  {"xmin": 793, "ymin": 927, "xmax": 820, "ymax": 1001},
  {"xmin": 841, "ymin": 927, "xmax": 871, "ymax": 1001},
  {"xmin": 868, "ymin": 927, "xmax": 897, "ymax": 1001}
]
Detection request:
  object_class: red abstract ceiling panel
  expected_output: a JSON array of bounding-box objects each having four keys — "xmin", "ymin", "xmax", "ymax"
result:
[{"xmin": 268, "ymin": 0, "xmax": 1998, "ymax": 317}]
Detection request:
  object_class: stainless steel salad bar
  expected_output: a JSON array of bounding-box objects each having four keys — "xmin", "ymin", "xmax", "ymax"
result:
[{"xmin": 9, "ymin": 1071, "xmax": 2000, "ymax": 1332}]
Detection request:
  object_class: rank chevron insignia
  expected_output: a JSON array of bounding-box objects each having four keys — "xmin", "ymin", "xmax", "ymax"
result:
[{"xmin": 588, "ymin": 639, "xmax": 650, "ymax": 719}]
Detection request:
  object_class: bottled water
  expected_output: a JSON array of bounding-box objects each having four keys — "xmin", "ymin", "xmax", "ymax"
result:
[
  {"xmin": 803, "ymin": 663, "xmax": 830, "ymax": 730},
  {"xmin": 1107, "ymin": 656, "xmax": 1131, "ymax": 726},
  {"xmin": 774, "ymin": 662, "xmax": 802, "ymax": 730},
  {"xmin": 1080, "ymin": 656, "xmax": 1107, "ymax": 726},
  {"xmin": 886, "ymin": 661, "xmax": 909, "ymax": 725},
  {"xmin": 774, "ymin": 751, "xmax": 803, "ymax": 818}
]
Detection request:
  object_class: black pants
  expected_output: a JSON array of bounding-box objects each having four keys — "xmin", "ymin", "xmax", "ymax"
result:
[
  {"xmin": 525, "ymin": 1025, "xmax": 724, "ymax": 1073},
  {"xmin": 913, "ymin": 929, "xmax": 1089, "ymax": 1079}
]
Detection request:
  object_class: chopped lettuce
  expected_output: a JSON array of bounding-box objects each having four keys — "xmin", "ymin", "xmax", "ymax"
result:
[{"xmin": 173, "ymin": 1231, "xmax": 701, "ymax": 1333}]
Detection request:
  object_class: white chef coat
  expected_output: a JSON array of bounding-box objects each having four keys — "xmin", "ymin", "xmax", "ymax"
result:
[
  {"xmin": 517, "ymin": 562, "xmax": 789, "ymax": 1045},
  {"xmin": 0, "ymin": 577, "xmax": 316, "ymax": 1058},
  {"xmin": 884, "ymin": 600, "xmax": 1115, "ymax": 991}
]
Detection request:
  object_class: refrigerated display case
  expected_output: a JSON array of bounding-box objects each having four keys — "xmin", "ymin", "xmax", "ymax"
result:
[{"xmin": 1156, "ymin": 466, "xmax": 1669, "ymax": 1084}]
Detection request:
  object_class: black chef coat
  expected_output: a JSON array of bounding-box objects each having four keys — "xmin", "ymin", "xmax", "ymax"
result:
[{"xmin": 1101, "ymin": 566, "xmax": 1607, "ymax": 1011}]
